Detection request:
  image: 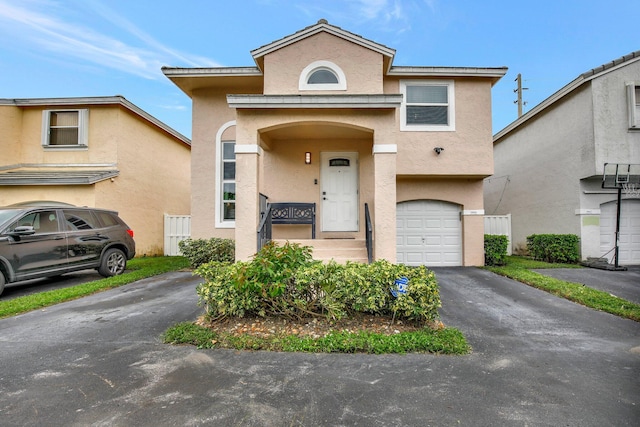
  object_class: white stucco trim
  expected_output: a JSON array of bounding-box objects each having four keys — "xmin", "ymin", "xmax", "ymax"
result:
[
  {"xmin": 234, "ymin": 144, "xmax": 263, "ymax": 155},
  {"xmin": 462, "ymin": 209, "xmax": 485, "ymax": 216},
  {"xmin": 372, "ymin": 144, "xmax": 398, "ymax": 154},
  {"xmin": 575, "ymin": 209, "xmax": 601, "ymax": 215},
  {"xmin": 215, "ymin": 120, "xmax": 237, "ymax": 229}
]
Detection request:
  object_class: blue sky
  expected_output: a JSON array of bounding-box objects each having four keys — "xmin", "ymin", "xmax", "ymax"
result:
[{"xmin": 1, "ymin": 0, "xmax": 637, "ymax": 139}]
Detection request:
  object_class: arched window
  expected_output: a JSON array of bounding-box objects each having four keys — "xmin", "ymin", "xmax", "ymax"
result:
[
  {"xmin": 308, "ymin": 68, "xmax": 339, "ymax": 84},
  {"xmin": 299, "ymin": 60, "xmax": 346, "ymax": 91}
]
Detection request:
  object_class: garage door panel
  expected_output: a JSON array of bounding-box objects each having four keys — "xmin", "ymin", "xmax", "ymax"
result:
[
  {"xmin": 600, "ymin": 199, "xmax": 640, "ymax": 265},
  {"xmin": 397, "ymin": 200, "xmax": 462, "ymax": 267},
  {"xmin": 406, "ymin": 236, "xmax": 424, "ymax": 246}
]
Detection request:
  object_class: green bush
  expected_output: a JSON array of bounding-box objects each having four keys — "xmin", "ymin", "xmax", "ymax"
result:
[
  {"xmin": 195, "ymin": 242, "xmax": 441, "ymax": 323},
  {"xmin": 178, "ymin": 237, "xmax": 235, "ymax": 268},
  {"xmin": 484, "ymin": 234, "xmax": 508, "ymax": 266},
  {"xmin": 526, "ymin": 234, "xmax": 580, "ymax": 264}
]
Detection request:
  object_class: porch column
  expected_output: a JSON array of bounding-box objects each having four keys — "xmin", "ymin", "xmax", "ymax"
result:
[
  {"xmin": 234, "ymin": 144, "xmax": 262, "ymax": 261},
  {"xmin": 372, "ymin": 144, "xmax": 397, "ymax": 262}
]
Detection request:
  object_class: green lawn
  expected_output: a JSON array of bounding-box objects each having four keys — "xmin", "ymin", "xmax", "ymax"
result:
[
  {"xmin": 485, "ymin": 256, "xmax": 640, "ymax": 322},
  {"xmin": 0, "ymin": 256, "xmax": 189, "ymax": 319}
]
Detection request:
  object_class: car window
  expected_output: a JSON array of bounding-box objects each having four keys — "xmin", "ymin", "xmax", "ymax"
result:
[
  {"xmin": 15, "ymin": 210, "xmax": 59, "ymax": 234},
  {"xmin": 95, "ymin": 211, "xmax": 119, "ymax": 227},
  {"xmin": 64, "ymin": 210, "xmax": 100, "ymax": 230}
]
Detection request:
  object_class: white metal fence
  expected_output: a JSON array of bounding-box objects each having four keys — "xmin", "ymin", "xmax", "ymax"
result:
[
  {"xmin": 484, "ymin": 214, "xmax": 512, "ymax": 255},
  {"xmin": 164, "ymin": 214, "xmax": 191, "ymax": 256}
]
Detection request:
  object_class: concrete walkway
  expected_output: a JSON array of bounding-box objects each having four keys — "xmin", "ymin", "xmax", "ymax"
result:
[{"xmin": 0, "ymin": 268, "xmax": 638, "ymax": 426}]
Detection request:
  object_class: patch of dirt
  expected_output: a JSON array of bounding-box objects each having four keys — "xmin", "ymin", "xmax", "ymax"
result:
[{"xmin": 197, "ymin": 314, "xmax": 444, "ymax": 339}]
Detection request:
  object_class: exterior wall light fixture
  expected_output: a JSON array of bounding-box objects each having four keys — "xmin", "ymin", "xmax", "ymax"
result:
[
  {"xmin": 433, "ymin": 147, "xmax": 444, "ymax": 155},
  {"xmin": 305, "ymin": 152, "xmax": 312, "ymax": 164}
]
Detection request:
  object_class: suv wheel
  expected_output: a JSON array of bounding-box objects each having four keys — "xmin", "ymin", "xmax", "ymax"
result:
[
  {"xmin": 98, "ymin": 248, "xmax": 127, "ymax": 277},
  {"xmin": 0, "ymin": 271, "xmax": 5, "ymax": 297}
]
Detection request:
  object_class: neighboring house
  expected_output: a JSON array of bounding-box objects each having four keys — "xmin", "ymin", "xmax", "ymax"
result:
[
  {"xmin": 485, "ymin": 51, "xmax": 640, "ymax": 265},
  {"xmin": 0, "ymin": 96, "xmax": 191, "ymax": 256},
  {"xmin": 163, "ymin": 20, "xmax": 506, "ymax": 266}
]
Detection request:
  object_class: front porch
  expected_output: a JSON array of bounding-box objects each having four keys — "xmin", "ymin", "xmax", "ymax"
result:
[
  {"xmin": 257, "ymin": 198, "xmax": 373, "ymax": 263},
  {"xmin": 232, "ymin": 118, "xmax": 397, "ymax": 263}
]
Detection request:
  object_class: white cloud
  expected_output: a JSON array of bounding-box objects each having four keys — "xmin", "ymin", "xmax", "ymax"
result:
[{"xmin": 0, "ymin": 0, "xmax": 218, "ymax": 80}]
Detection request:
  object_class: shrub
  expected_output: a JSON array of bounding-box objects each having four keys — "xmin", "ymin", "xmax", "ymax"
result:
[
  {"xmin": 484, "ymin": 234, "xmax": 508, "ymax": 266},
  {"xmin": 526, "ymin": 234, "xmax": 580, "ymax": 264},
  {"xmin": 195, "ymin": 242, "xmax": 441, "ymax": 323},
  {"xmin": 178, "ymin": 238, "xmax": 235, "ymax": 268}
]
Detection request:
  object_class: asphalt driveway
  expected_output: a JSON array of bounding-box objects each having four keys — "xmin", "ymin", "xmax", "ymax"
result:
[{"xmin": 0, "ymin": 268, "xmax": 638, "ymax": 426}]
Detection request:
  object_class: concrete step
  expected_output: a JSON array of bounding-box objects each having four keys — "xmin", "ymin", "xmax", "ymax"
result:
[{"xmin": 273, "ymin": 239, "xmax": 369, "ymax": 263}]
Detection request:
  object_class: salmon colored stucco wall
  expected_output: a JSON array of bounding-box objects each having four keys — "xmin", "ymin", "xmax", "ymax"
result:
[
  {"xmin": 189, "ymin": 89, "xmax": 243, "ymax": 241},
  {"xmin": 263, "ymin": 32, "xmax": 384, "ymax": 95},
  {"xmin": 0, "ymin": 104, "xmax": 190, "ymax": 257},
  {"xmin": 263, "ymin": 137, "xmax": 374, "ymax": 240},
  {"xmin": 386, "ymin": 78, "xmax": 495, "ymax": 177},
  {"xmin": 397, "ymin": 177, "xmax": 485, "ymax": 266}
]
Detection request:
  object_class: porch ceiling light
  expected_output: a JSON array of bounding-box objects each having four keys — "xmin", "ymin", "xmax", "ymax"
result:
[{"xmin": 305, "ymin": 152, "xmax": 312, "ymax": 164}]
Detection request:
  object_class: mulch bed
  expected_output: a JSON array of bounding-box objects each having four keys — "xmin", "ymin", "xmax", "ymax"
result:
[{"xmin": 196, "ymin": 313, "xmax": 444, "ymax": 339}]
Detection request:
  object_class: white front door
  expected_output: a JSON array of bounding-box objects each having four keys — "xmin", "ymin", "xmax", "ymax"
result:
[{"xmin": 321, "ymin": 152, "xmax": 358, "ymax": 232}]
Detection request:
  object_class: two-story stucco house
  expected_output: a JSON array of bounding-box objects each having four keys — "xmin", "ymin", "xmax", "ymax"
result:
[
  {"xmin": 0, "ymin": 96, "xmax": 191, "ymax": 256},
  {"xmin": 485, "ymin": 51, "xmax": 640, "ymax": 265},
  {"xmin": 164, "ymin": 20, "xmax": 506, "ymax": 266}
]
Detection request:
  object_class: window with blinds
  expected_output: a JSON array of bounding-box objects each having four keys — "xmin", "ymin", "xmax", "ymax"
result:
[
  {"xmin": 42, "ymin": 109, "xmax": 89, "ymax": 147},
  {"xmin": 400, "ymin": 80, "xmax": 455, "ymax": 131}
]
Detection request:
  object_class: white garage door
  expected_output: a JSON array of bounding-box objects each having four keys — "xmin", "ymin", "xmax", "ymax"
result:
[
  {"xmin": 396, "ymin": 200, "xmax": 462, "ymax": 266},
  {"xmin": 600, "ymin": 199, "xmax": 640, "ymax": 265}
]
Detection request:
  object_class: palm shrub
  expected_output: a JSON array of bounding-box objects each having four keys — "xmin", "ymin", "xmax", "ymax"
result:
[
  {"xmin": 195, "ymin": 242, "xmax": 441, "ymax": 323},
  {"xmin": 178, "ymin": 237, "xmax": 235, "ymax": 268}
]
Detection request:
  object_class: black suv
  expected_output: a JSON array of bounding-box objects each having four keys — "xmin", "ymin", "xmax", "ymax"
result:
[{"xmin": 0, "ymin": 205, "xmax": 136, "ymax": 296}]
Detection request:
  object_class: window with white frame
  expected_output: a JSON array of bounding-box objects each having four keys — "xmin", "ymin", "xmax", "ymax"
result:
[
  {"xmin": 299, "ymin": 60, "xmax": 347, "ymax": 91},
  {"xmin": 627, "ymin": 83, "xmax": 640, "ymax": 129},
  {"xmin": 400, "ymin": 80, "xmax": 455, "ymax": 131},
  {"xmin": 221, "ymin": 140, "xmax": 236, "ymax": 221},
  {"xmin": 41, "ymin": 109, "xmax": 89, "ymax": 147}
]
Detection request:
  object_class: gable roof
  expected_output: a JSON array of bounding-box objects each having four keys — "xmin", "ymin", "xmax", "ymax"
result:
[
  {"xmin": 250, "ymin": 19, "xmax": 396, "ymax": 73},
  {"xmin": 494, "ymin": 49, "xmax": 640, "ymax": 142},
  {"xmin": 0, "ymin": 96, "xmax": 190, "ymax": 147}
]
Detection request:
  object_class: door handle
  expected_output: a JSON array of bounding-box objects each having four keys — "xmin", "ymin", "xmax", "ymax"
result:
[{"xmin": 323, "ymin": 197, "xmax": 327, "ymax": 200}]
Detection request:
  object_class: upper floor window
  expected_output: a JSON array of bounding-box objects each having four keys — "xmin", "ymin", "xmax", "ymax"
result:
[
  {"xmin": 627, "ymin": 83, "xmax": 640, "ymax": 129},
  {"xmin": 299, "ymin": 60, "xmax": 347, "ymax": 91},
  {"xmin": 42, "ymin": 109, "xmax": 89, "ymax": 148},
  {"xmin": 400, "ymin": 80, "xmax": 455, "ymax": 131}
]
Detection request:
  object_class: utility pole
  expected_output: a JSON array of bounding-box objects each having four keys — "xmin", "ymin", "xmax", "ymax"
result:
[{"xmin": 513, "ymin": 73, "xmax": 528, "ymax": 117}]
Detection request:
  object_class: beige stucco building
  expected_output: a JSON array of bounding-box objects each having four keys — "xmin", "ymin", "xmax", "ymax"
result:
[
  {"xmin": 164, "ymin": 20, "xmax": 506, "ymax": 266},
  {"xmin": 0, "ymin": 96, "xmax": 191, "ymax": 256}
]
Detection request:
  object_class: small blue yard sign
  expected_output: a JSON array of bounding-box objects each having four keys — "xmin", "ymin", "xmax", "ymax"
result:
[{"xmin": 391, "ymin": 277, "xmax": 409, "ymax": 297}]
